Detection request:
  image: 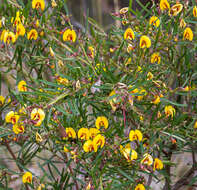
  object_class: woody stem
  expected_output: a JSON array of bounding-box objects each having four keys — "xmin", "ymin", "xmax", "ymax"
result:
[
  {"xmin": 123, "ymin": 107, "xmax": 126, "ymax": 127},
  {"xmin": 62, "ymin": 153, "xmax": 79, "ymax": 190},
  {"xmin": 4, "ymin": 141, "xmax": 29, "ymax": 190}
]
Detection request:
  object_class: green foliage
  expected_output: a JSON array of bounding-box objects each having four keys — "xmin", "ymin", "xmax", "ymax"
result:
[{"xmin": 0, "ymin": 0, "xmax": 197, "ymax": 189}]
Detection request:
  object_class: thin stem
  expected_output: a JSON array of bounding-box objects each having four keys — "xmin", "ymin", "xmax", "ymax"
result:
[
  {"xmin": 62, "ymin": 152, "xmax": 79, "ymax": 190},
  {"xmin": 123, "ymin": 107, "xmax": 126, "ymax": 127},
  {"xmin": 4, "ymin": 142, "xmax": 29, "ymax": 190},
  {"xmin": 5, "ymin": 142, "xmax": 23, "ymax": 172}
]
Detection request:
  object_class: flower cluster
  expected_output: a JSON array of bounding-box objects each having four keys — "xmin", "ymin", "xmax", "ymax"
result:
[
  {"xmin": 63, "ymin": 116, "xmax": 108, "ymax": 154},
  {"xmin": 120, "ymin": 130, "xmax": 163, "ymax": 173}
]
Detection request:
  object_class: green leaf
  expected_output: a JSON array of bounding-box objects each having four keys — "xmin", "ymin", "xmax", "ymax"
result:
[{"xmin": 161, "ymin": 98, "xmax": 187, "ymax": 107}]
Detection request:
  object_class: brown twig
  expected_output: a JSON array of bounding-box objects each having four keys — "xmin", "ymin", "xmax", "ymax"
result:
[
  {"xmin": 171, "ymin": 167, "xmax": 196, "ymax": 190},
  {"xmin": 122, "ymin": 108, "xmax": 126, "ymax": 127},
  {"xmin": 62, "ymin": 153, "xmax": 79, "ymax": 190},
  {"xmin": 57, "ymin": 124, "xmax": 79, "ymax": 190},
  {"xmin": 162, "ymin": 150, "xmax": 172, "ymax": 190},
  {"xmin": 4, "ymin": 141, "xmax": 29, "ymax": 190},
  {"xmin": 4, "ymin": 142, "xmax": 23, "ymax": 172}
]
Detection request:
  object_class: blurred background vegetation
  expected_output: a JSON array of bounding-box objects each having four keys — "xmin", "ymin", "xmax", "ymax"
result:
[{"xmin": 0, "ymin": 0, "xmax": 159, "ymax": 29}]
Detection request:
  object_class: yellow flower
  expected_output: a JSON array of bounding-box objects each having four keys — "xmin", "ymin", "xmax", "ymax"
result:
[
  {"xmin": 32, "ymin": 0, "xmax": 45, "ymax": 11},
  {"xmin": 66, "ymin": 127, "xmax": 76, "ymax": 139},
  {"xmin": 56, "ymin": 76, "xmax": 69, "ymax": 85},
  {"xmin": 129, "ymin": 129, "xmax": 143, "ymax": 142},
  {"xmin": 174, "ymin": 36, "xmax": 178, "ymax": 42},
  {"xmin": 119, "ymin": 7, "xmax": 128, "ymax": 14},
  {"xmin": 18, "ymin": 80, "xmax": 27, "ymax": 92},
  {"xmin": 49, "ymin": 47, "xmax": 55, "ymax": 57},
  {"xmin": 0, "ymin": 19, "xmax": 2, "ymax": 28},
  {"xmin": 119, "ymin": 145, "xmax": 124, "ymax": 154},
  {"xmin": 124, "ymin": 28, "xmax": 135, "ymax": 40},
  {"xmin": 135, "ymin": 184, "xmax": 145, "ymax": 190},
  {"xmin": 0, "ymin": 95, "xmax": 5, "ymax": 106},
  {"xmin": 3, "ymin": 31, "xmax": 16, "ymax": 44},
  {"xmin": 139, "ymin": 35, "xmax": 151, "ymax": 48},
  {"xmin": 149, "ymin": 16, "xmax": 160, "ymax": 27},
  {"xmin": 13, "ymin": 124, "xmax": 24, "ymax": 134},
  {"xmin": 194, "ymin": 121, "xmax": 197, "ymax": 129},
  {"xmin": 27, "ymin": 29, "xmax": 38, "ymax": 40},
  {"xmin": 183, "ymin": 27, "xmax": 193, "ymax": 41},
  {"xmin": 110, "ymin": 48, "xmax": 115, "ymax": 53},
  {"xmin": 95, "ymin": 63, "xmax": 106, "ymax": 73},
  {"xmin": 36, "ymin": 132, "xmax": 43, "ymax": 142},
  {"xmin": 31, "ymin": 108, "xmax": 45, "ymax": 126},
  {"xmin": 152, "ymin": 95, "xmax": 160, "ymax": 104},
  {"xmin": 78, "ymin": 128, "xmax": 90, "ymax": 140},
  {"xmin": 22, "ymin": 171, "xmax": 32, "ymax": 184},
  {"xmin": 51, "ymin": 0, "xmax": 57, "ymax": 8},
  {"xmin": 180, "ymin": 19, "xmax": 186, "ymax": 28},
  {"xmin": 7, "ymin": 98, "xmax": 11, "ymax": 104},
  {"xmin": 141, "ymin": 153, "xmax": 153, "ymax": 166},
  {"xmin": 83, "ymin": 140, "xmax": 94, "ymax": 152},
  {"xmin": 157, "ymin": 111, "xmax": 162, "ymax": 118},
  {"xmin": 122, "ymin": 19, "xmax": 129, "ymax": 26},
  {"xmin": 93, "ymin": 134, "xmax": 105, "ymax": 152},
  {"xmin": 16, "ymin": 23, "xmax": 25, "ymax": 37},
  {"xmin": 122, "ymin": 147, "xmax": 138, "ymax": 161},
  {"xmin": 40, "ymin": 31, "xmax": 44, "ymax": 36},
  {"xmin": 63, "ymin": 29, "xmax": 77, "ymax": 42},
  {"xmin": 147, "ymin": 72, "xmax": 154, "ymax": 80},
  {"xmin": 5, "ymin": 111, "xmax": 20, "ymax": 124},
  {"xmin": 125, "ymin": 58, "xmax": 132, "ymax": 66},
  {"xmin": 0, "ymin": 29, "xmax": 7, "ymax": 41},
  {"xmin": 137, "ymin": 66, "xmax": 142, "ymax": 72},
  {"xmin": 160, "ymin": 0, "xmax": 170, "ymax": 11},
  {"xmin": 193, "ymin": 6, "xmax": 197, "ymax": 17},
  {"xmin": 151, "ymin": 52, "xmax": 161, "ymax": 64},
  {"xmin": 64, "ymin": 145, "xmax": 70, "ymax": 152},
  {"xmin": 164, "ymin": 105, "xmax": 175, "ymax": 118},
  {"xmin": 95, "ymin": 116, "xmax": 109, "ymax": 129},
  {"xmin": 122, "ymin": 143, "xmax": 131, "ymax": 152},
  {"xmin": 153, "ymin": 158, "xmax": 164, "ymax": 171},
  {"xmin": 169, "ymin": 3, "xmax": 183, "ymax": 16},
  {"xmin": 70, "ymin": 150, "xmax": 77, "ymax": 161},
  {"xmin": 120, "ymin": 144, "xmax": 131, "ymax": 154},
  {"xmin": 183, "ymin": 86, "xmax": 190, "ymax": 91},
  {"xmin": 129, "ymin": 86, "xmax": 139, "ymax": 95},
  {"xmin": 137, "ymin": 89, "xmax": 147, "ymax": 101},
  {"xmin": 109, "ymin": 90, "xmax": 118, "ymax": 112},
  {"xmin": 193, "ymin": 121, "xmax": 197, "ymax": 129},
  {"xmin": 89, "ymin": 128, "xmax": 100, "ymax": 139},
  {"xmin": 86, "ymin": 182, "xmax": 92, "ymax": 190},
  {"xmin": 19, "ymin": 106, "xmax": 27, "ymax": 114},
  {"xmin": 36, "ymin": 19, "xmax": 40, "ymax": 27},
  {"xmin": 37, "ymin": 184, "xmax": 45, "ymax": 190},
  {"xmin": 88, "ymin": 46, "xmax": 95, "ymax": 58},
  {"xmin": 13, "ymin": 11, "xmax": 21, "ymax": 26}
]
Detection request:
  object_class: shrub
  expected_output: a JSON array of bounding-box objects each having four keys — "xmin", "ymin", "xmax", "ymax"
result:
[{"xmin": 0, "ymin": 0, "xmax": 196, "ymax": 189}]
